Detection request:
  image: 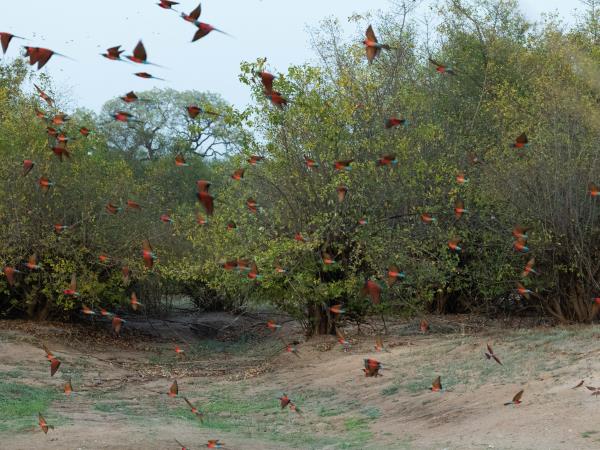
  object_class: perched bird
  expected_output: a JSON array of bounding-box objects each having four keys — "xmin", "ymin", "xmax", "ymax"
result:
[
  {"xmin": 428, "ymin": 58, "xmax": 455, "ymax": 75},
  {"xmin": 79, "ymin": 127, "xmax": 91, "ymax": 137},
  {"xmin": 363, "ymin": 25, "xmax": 391, "ymax": 63},
  {"xmin": 484, "ymin": 343, "xmax": 502, "ymax": 365},
  {"xmin": 430, "ymin": 376, "xmax": 442, "ymax": 392},
  {"xmin": 504, "ymin": 390, "xmax": 524, "ymax": 405},
  {"xmin": 38, "ymin": 413, "xmax": 54, "ymax": 434},
  {"xmin": 169, "ymin": 380, "xmax": 179, "ymax": 397}
]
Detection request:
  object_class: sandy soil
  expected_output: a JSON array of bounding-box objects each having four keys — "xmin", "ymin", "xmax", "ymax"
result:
[{"xmin": 1, "ymin": 314, "xmax": 599, "ymax": 450}]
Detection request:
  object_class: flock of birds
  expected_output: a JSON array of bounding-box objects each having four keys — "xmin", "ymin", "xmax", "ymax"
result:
[{"xmin": 2, "ymin": 1, "xmax": 600, "ymax": 448}]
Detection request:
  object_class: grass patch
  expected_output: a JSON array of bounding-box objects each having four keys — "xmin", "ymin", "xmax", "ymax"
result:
[{"xmin": 0, "ymin": 380, "xmax": 59, "ymax": 432}]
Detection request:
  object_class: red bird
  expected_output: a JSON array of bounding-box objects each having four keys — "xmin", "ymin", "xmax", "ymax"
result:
[
  {"xmin": 79, "ymin": 127, "xmax": 91, "ymax": 137},
  {"xmin": 512, "ymin": 226, "xmax": 530, "ymax": 239},
  {"xmin": 258, "ymin": 71, "xmax": 275, "ymax": 94},
  {"xmin": 511, "ymin": 133, "xmax": 529, "ymax": 149},
  {"xmin": 448, "ymin": 238, "xmax": 462, "ymax": 252},
  {"xmin": 158, "ymin": 0, "xmax": 179, "ymax": 9},
  {"xmin": 246, "ymin": 198, "xmax": 260, "ymax": 213},
  {"xmin": 504, "ymin": 390, "xmax": 524, "ymax": 406},
  {"xmin": 198, "ymin": 191, "xmax": 214, "ymax": 216},
  {"xmin": 231, "ymin": 169, "xmax": 245, "ymax": 181},
  {"xmin": 294, "ymin": 232, "xmax": 306, "ymax": 242},
  {"xmin": 513, "ymin": 238, "xmax": 529, "ymax": 253},
  {"xmin": 102, "ymin": 45, "xmax": 124, "ymax": 61},
  {"xmin": 206, "ymin": 440, "xmax": 225, "ymax": 449},
  {"xmin": 430, "ymin": 376, "xmax": 442, "ymax": 392},
  {"xmin": 589, "ymin": 182, "xmax": 600, "ymax": 197},
  {"xmin": 112, "ymin": 316, "xmax": 126, "ymax": 336},
  {"xmin": 121, "ymin": 91, "xmax": 141, "ymax": 103},
  {"xmin": 363, "ymin": 25, "xmax": 391, "ymax": 63},
  {"xmin": 336, "ymin": 185, "xmax": 348, "ymax": 202},
  {"xmin": 122, "ymin": 266, "xmax": 130, "ymax": 284},
  {"xmin": 63, "ymin": 274, "xmax": 79, "ymax": 297},
  {"xmin": 456, "ymin": 171, "xmax": 468, "ymax": 185},
  {"xmin": 484, "ymin": 343, "xmax": 502, "ymax": 365},
  {"xmin": 142, "ymin": 240, "xmax": 157, "ymax": 268},
  {"xmin": 304, "ymin": 155, "xmax": 319, "ymax": 169},
  {"xmin": 385, "ymin": 117, "xmax": 407, "ymax": 129},
  {"xmin": 334, "ymin": 160, "xmax": 353, "ymax": 171},
  {"xmin": 322, "ymin": 252, "xmax": 336, "ymax": 265},
  {"xmin": 134, "ymin": 72, "xmax": 165, "ymax": 81},
  {"xmin": 362, "ymin": 278, "xmax": 382, "ymax": 304},
  {"xmin": 160, "ymin": 214, "xmax": 173, "ymax": 224},
  {"xmin": 377, "ymin": 154, "xmax": 398, "ymax": 166},
  {"xmin": 126, "ymin": 200, "xmax": 141, "ymax": 211},
  {"xmin": 279, "ymin": 394, "xmax": 291, "ymax": 409},
  {"xmin": 3, "ymin": 266, "xmax": 21, "ymax": 286},
  {"xmin": 81, "ymin": 305, "xmax": 96, "ymax": 316},
  {"xmin": 429, "ymin": 58, "xmax": 455, "ymax": 75},
  {"xmin": 517, "ymin": 282, "xmax": 533, "ymax": 299},
  {"xmin": 24, "ymin": 255, "xmax": 41, "ymax": 270},
  {"xmin": 130, "ymin": 292, "xmax": 142, "ymax": 311},
  {"xmin": 22, "ymin": 159, "xmax": 34, "ymax": 176},
  {"xmin": 248, "ymin": 263, "xmax": 262, "ymax": 280},
  {"xmin": 192, "ymin": 22, "xmax": 231, "ymax": 42},
  {"xmin": 24, "ymin": 46, "xmax": 70, "ymax": 70},
  {"xmin": 34, "ymin": 84, "xmax": 54, "ymax": 106},
  {"xmin": 186, "ymin": 105, "xmax": 218, "ymax": 118},
  {"xmin": 106, "ymin": 202, "xmax": 122, "ymax": 215},
  {"xmin": 64, "ymin": 379, "xmax": 73, "ymax": 396},
  {"xmin": 420, "ymin": 318, "xmax": 430, "ymax": 333},
  {"xmin": 248, "ymin": 155, "xmax": 264, "ymax": 165},
  {"xmin": 126, "ymin": 40, "xmax": 161, "ymax": 66},
  {"xmin": 420, "ymin": 213, "xmax": 436, "ymax": 224},
  {"xmin": 364, "ymin": 358, "xmax": 383, "ymax": 377},
  {"xmin": 522, "ymin": 257, "xmax": 537, "ymax": 277},
  {"xmin": 51, "ymin": 141, "xmax": 71, "ymax": 161},
  {"xmin": 112, "ymin": 111, "xmax": 136, "ymax": 123},
  {"xmin": 197, "ymin": 214, "xmax": 208, "ymax": 226},
  {"xmin": 181, "ymin": 3, "xmax": 202, "ymax": 22},
  {"xmin": 183, "ymin": 397, "xmax": 204, "ymax": 421},
  {"xmin": 267, "ymin": 320, "xmax": 282, "ymax": 331},
  {"xmin": 38, "ymin": 413, "xmax": 54, "ymax": 434},
  {"xmin": 265, "ymin": 90, "xmax": 287, "ymax": 108},
  {"xmin": 454, "ymin": 200, "xmax": 467, "ymax": 219},
  {"xmin": 386, "ymin": 265, "xmax": 405, "ymax": 287},
  {"xmin": 169, "ymin": 380, "xmax": 179, "ymax": 397},
  {"xmin": 173, "ymin": 154, "xmax": 189, "ymax": 167},
  {"xmin": 0, "ymin": 32, "xmax": 23, "ymax": 54},
  {"xmin": 38, "ymin": 176, "xmax": 54, "ymax": 193}
]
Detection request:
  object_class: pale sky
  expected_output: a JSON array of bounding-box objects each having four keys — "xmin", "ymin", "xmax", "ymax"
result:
[{"xmin": 0, "ymin": 0, "xmax": 577, "ymax": 111}]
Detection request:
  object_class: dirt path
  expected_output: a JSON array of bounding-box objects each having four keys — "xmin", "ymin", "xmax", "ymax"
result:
[{"xmin": 1, "ymin": 315, "xmax": 600, "ymax": 449}]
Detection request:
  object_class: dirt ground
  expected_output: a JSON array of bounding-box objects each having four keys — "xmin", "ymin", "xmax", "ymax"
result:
[{"xmin": 1, "ymin": 312, "xmax": 600, "ymax": 450}]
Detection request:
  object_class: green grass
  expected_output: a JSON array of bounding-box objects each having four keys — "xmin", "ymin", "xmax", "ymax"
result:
[{"xmin": 0, "ymin": 380, "xmax": 59, "ymax": 432}]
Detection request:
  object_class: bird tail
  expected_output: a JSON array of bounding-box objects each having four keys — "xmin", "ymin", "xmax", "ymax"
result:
[{"xmin": 503, "ymin": 402, "xmax": 512, "ymax": 406}]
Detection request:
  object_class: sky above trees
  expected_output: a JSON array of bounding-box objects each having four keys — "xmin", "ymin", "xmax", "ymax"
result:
[{"xmin": 0, "ymin": 0, "xmax": 574, "ymax": 111}]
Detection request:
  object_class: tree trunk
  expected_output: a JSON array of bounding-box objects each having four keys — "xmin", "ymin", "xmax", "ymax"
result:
[{"xmin": 307, "ymin": 304, "xmax": 337, "ymax": 337}]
